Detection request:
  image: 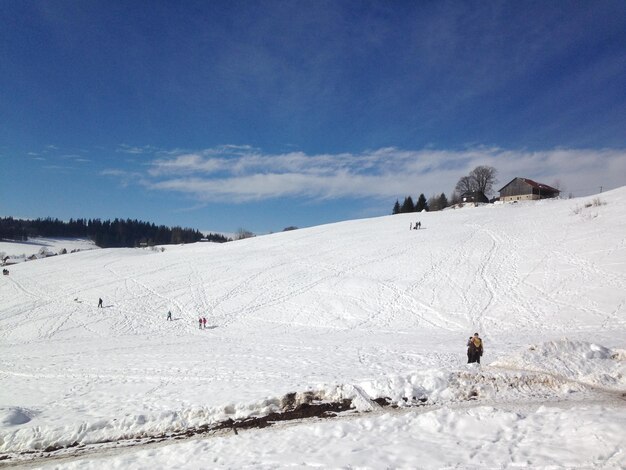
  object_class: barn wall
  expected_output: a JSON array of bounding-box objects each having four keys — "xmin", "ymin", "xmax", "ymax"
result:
[
  {"xmin": 500, "ymin": 179, "xmax": 532, "ymax": 198},
  {"xmin": 501, "ymin": 193, "xmax": 539, "ymax": 202}
]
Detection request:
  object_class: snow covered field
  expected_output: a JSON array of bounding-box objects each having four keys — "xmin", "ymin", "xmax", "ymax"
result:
[
  {"xmin": 0, "ymin": 238, "xmax": 97, "ymax": 265},
  {"xmin": 1, "ymin": 189, "xmax": 625, "ymax": 468}
]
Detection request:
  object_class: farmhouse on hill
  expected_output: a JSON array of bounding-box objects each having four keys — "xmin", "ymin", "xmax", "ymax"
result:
[
  {"xmin": 460, "ymin": 191, "xmax": 489, "ymax": 204},
  {"xmin": 498, "ymin": 177, "xmax": 560, "ymax": 202}
]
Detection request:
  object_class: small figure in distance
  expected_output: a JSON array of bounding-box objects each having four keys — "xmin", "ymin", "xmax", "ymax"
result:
[
  {"xmin": 198, "ymin": 317, "xmax": 203, "ymax": 329},
  {"xmin": 202, "ymin": 317, "xmax": 207, "ymax": 329},
  {"xmin": 167, "ymin": 310, "xmax": 172, "ymax": 321},
  {"xmin": 98, "ymin": 297, "xmax": 103, "ymax": 308}
]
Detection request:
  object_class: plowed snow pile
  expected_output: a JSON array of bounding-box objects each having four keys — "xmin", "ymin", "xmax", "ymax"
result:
[
  {"xmin": 491, "ymin": 339, "xmax": 626, "ymax": 390},
  {"xmin": 1, "ymin": 188, "xmax": 625, "ymax": 468}
]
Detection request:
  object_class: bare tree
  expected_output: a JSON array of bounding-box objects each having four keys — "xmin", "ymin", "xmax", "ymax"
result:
[
  {"xmin": 235, "ymin": 228, "xmax": 255, "ymax": 240},
  {"xmin": 455, "ymin": 166, "xmax": 498, "ymax": 196},
  {"xmin": 551, "ymin": 179, "xmax": 565, "ymax": 194},
  {"xmin": 449, "ymin": 191, "xmax": 461, "ymax": 206},
  {"xmin": 455, "ymin": 175, "xmax": 475, "ymax": 194},
  {"xmin": 427, "ymin": 193, "xmax": 448, "ymax": 211},
  {"xmin": 470, "ymin": 165, "xmax": 498, "ymax": 195}
]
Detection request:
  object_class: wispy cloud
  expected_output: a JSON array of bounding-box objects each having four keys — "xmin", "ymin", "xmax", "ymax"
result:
[
  {"xmin": 61, "ymin": 154, "xmax": 91, "ymax": 162},
  {"xmin": 104, "ymin": 146, "xmax": 626, "ymax": 203},
  {"xmin": 116, "ymin": 144, "xmax": 162, "ymax": 155},
  {"xmin": 101, "ymin": 169, "xmax": 146, "ymax": 188}
]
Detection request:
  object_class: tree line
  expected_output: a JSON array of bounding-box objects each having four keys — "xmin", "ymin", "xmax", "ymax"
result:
[
  {"xmin": 393, "ymin": 193, "xmax": 449, "ymax": 214},
  {"xmin": 392, "ymin": 165, "xmax": 498, "ymax": 214},
  {"xmin": 0, "ymin": 217, "xmax": 229, "ymax": 248}
]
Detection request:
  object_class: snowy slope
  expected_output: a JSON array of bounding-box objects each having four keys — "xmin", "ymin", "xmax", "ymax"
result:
[
  {"xmin": 0, "ymin": 237, "xmax": 97, "ymax": 265},
  {"xmin": 1, "ymin": 189, "xmax": 625, "ymax": 467}
]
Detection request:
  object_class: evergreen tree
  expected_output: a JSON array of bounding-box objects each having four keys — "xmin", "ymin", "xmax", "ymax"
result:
[
  {"xmin": 415, "ymin": 193, "xmax": 428, "ymax": 212},
  {"xmin": 0, "ymin": 216, "xmax": 209, "ymax": 248},
  {"xmin": 400, "ymin": 196, "xmax": 415, "ymax": 213},
  {"xmin": 392, "ymin": 200, "xmax": 401, "ymax": 215}
]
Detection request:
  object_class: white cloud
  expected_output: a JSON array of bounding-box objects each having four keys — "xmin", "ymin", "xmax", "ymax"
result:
[
  {"xmin": 116, "ymin": 144, "xmax": 162, "ymax": 155},
  {"xmin": 101, "ymin": 169, "xmax": 147, "ymax": 188},
  {"xmin": 148, "ymin": 153, "xmax": 228, "ymax": 176},
  {"xmin": 106, "ymin": 146, "xmax": 626, "ymax": 203},
  {"xmin": 61, "ymin": 154, "xmax": 91, "ymax": 162}
]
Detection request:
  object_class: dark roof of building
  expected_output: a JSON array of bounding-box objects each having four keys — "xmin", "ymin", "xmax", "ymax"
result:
[{"xmin": 498, "ymin": 177, "xmax": 560, "ymax": 193}]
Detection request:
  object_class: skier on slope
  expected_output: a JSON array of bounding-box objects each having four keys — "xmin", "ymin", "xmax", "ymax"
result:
[{"xmin": 467, "ymin": 333, "xmax": 483, "ymax": 364}]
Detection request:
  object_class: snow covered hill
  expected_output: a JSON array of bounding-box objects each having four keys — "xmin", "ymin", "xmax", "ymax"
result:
[
  {"xmin": 0, "ymin": 237, "xmax": 97, "ymax": 266},
  {"xmin": 1, "ymin": 189, "xmax": 625, "ymax": 467}
]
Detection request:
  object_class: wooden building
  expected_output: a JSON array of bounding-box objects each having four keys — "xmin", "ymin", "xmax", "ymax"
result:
[
  {"xmin": 460, "ymin": 191, "xmax": 489, "ymax": 204},
  {"xmin": 498, "ymin": 177, "xmax": 560, "ymax": 202}
]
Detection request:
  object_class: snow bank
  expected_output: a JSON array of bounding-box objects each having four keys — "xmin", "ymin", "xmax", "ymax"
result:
[
  {"xmin": 1, "ymin": 341, "xmax": 610, "ymax": 454},
  {"xmin": 34, "ymin": 405, "xmax": 626, "ymax": 469},
  {"xmin": 331, "ymin": 340, "xmax": 625, "ymax": 408},
  {"xmin": 491, "ymin": 339, "xmax": 626, "ymax": 391}
]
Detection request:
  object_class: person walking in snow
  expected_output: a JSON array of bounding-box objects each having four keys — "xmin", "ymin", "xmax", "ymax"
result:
[
  {"xmin": 202, "ymin": 317, "xmax": 207, "ymax": 329},
  {"xmin": 467, "ymin": 333, "xmax": 483, "ymax": 364},
  {"xmin": 198, "ymin": 318, "xmax": 203, "ymax": 329},
  {"xmin": 98, "ymin": 298, "xmax": 103, "ymax": 308},
  {"xmin": 167, "ymin": 311, "xmax": 172, "ymax": 321}
]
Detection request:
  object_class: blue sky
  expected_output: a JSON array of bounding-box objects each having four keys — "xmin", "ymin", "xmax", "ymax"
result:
[{"xmin": 2, "ymin": 0, "xmax": 626, "ymax": 234}]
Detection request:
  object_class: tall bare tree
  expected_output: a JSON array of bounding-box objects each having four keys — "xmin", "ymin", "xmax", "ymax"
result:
[
  {"xmin": 455, "ymin": 166, "xmax": 498, "ymax": 196},
  {"xmin": 471, "ymin": 165, "xmax": 498, "ymax": 194},
  {"xmin": 455, "ymin": 175, "xmax": 475, "ymax": 194}
]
